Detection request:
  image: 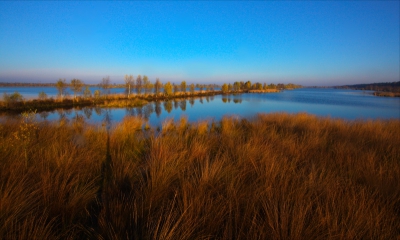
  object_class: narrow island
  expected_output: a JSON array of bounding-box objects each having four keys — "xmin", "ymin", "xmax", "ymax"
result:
[{"xmin": 1, "ymin": 77, "xmax": 300, "ymax": 113}]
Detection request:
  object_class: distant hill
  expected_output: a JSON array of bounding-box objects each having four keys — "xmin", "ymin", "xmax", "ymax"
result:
[{"xmin": 334, "ymin": 81, "xmax": 400, "ymax": 93}]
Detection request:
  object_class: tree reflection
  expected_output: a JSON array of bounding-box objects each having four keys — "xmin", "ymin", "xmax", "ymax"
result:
[
  {"xmin": 174, "ymin": 100, "xmax": 179, "ymax": 109},
  {"xmin": 164, "ymin": 101, "xmax": 173, "ymax": 113},
  {"xmin": 233, "ymin": 98, "xmax": 242, "ymax": 104},
  {"xmin": 39, "ymin": 111, "xmax": 49, "ymax": 120},
  {"xmin": 199, "ymin": 97, "xmax": 203, "ymax": 104},
  {"xmin": 144, "ymin": 104, "xmax": 154, "ymax": 120},
  {"xmin": 155, "ymin": 102, "xmax": 162, "ymax": 117},
  {"xmin": 222, "ymin": 97, "xmax": 228, "ymax": 103},
  {"xmin": 126, "ymin": 107, "xmax": 135, "ymax": 116},
  {"xmin": 136, "ymin": 106, "xmax": 143, "ymax": 118},
  {"xmin": 179, "ymin": 100, "xmax": 186, "ymax": 111},
  {"xmin": 189, "ymin": 98, "xmax": 195, "ymax": 107},
  {"xmin": 83, "ymin": 107, "xmax": 93, "ymax": 119},
  {"xmin": 94, "ymin": 106, "xmax": 103, "ymax": 116},
  {"xmin": 57, "ymin": 109, "xmax": 67, "ymax": 123}
]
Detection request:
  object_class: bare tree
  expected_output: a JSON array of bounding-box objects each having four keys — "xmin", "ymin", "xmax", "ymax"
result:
[
  {"xmin": 56, "ymin": 78, "xmax": 67, "ymax": 100},
  {"xmin": 136, "ymin": 75, "xmax": 142, "ymax": 95},
  {"xmin": 124, "ymin": 74, "xmax": 134, "ymax": 97},
  {"xmin": 70, "ymin": 78, "xmax": 84, "ymax": 99},
  {"xmin": 101, "ymin": 76, "xmax": 111, "ymax": 95},
  {"xmin": 154, "ymin": 78, "xmax": 162, "ymax": 96}
]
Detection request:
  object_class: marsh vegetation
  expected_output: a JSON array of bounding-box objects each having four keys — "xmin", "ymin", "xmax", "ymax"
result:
[{"xmin": 1, "ymin": 112, "xmax": 399, "ymax": 239}]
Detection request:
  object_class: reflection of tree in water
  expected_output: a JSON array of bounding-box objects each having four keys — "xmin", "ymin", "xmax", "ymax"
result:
[
  {"xmin": 174, "ymin": 100, "xmax": 179, "ymax": 109},
  {"xmin": 103, "ymin": 109, "xmax": 112, "ymax": 131},
  {"xmin": 57, "ymin": 109, "xmax": 68, "ymax": 122},
  {"xmin": 222, "ymin": 97, "xmax": 228, "ymax": 103},
  {"xmin": 65, "ymin": 108, "xmax": 73, "ymax": 115},
  {"xmin": 164, "ymin": 101, "xmax": 173, "ymax": 113},
  {"xmin": 39, "ymin": 111, "xmax": 49, "ymax": 120},
  {"xmin": 206, "ymin": 96, "xmax": 210, "ymax": 102},
  {"xmin": 136, "ymin": 106, "xmax": 143, "ymax": 118},
  {"xmin": 189, "ymin": 98, "xmax": 195, "ymax": 107},
  {"xmin": 228, "ymin": 98, "xmax": 231, "ymax": 103},
  {"xmin": 94, "ymin": 106, "xmax": 103, "ymax": 116},
  {"xmin": 179, "ymin": 100, "xmax": 187, "ymax": 111},
  {"xmin": 154, "ymin": 102, "xmax": 162, "ymax": 117},
  {"xmin": 210, "ymin": 95, "xmax": 214, "ymax": 101},
  {"xmin": 199, "ymin": 97, "xmax": 203, "ymax": 104},
  {"xmin": 144, "ymin": 104, "xmax": 154, "ymax": 120},
  {"xmin": 126, "ymin": 107, "xmax": 135, "ymax": 116},
  {"xmin": 83, "ymin": 107, "xmax": 93, "ymax": 119},
  {"xmin": 233, "ymin": 98, "xmax": 242, "ymax": 104}
]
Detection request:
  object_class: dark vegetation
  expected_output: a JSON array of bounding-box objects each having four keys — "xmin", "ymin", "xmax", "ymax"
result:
[
  {"xmin": 1, "ymin": 112, "xmax": 399, "ymax": 239},
  {"xmin": 335, "ymin": 81, "xmax": 400, "ymax": 97}
]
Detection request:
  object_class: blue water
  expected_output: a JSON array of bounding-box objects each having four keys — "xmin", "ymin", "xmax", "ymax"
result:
[{"xmin": 1, "ymin": 88, "xmax": 399, "ymax": 125}]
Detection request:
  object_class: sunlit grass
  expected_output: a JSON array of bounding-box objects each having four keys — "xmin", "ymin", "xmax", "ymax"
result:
[{"xmin": 1, "ymin": 113, "xmax": 399, "ymax": 239}]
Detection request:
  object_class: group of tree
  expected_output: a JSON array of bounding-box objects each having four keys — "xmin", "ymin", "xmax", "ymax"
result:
[
  {"xmin": 221, "ymin": 81, "xmax": 302, "ymax": 93},
  {"xmin": 51, "ymin": 76, "xmax": 302, "ymax": 100}
]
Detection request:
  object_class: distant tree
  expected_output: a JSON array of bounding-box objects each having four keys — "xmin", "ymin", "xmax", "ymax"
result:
[
  {"xmin": 263, "ymin": 83, "xmax": 268, "ymax": 90},
  {"xmin": 164, "ymin": 82, "xmax": 173, "ymax": 96},
  {"xmin": 181, "ymin": 81, "xmax": 187, "ymax": 94},
  {"xmin": 199, "ymin": 85, "xmax": 204, "ymax": 92},
  {"xmin": 255, "ymin": 82, "xmax": 263, "ymax": 90},
  {"xmin": 83, "ymin": 86, "xmax": 92, "ymax": 98},
  {"xmin": 100, "ymin": 76, "xmax": 111, "ymax": 95},
  {"xmin": 143, "ymin": 75, "xmax": 152, "ymax": 94},
  {"xmin": 173, "ymin": 84, "xmax": 180, "ymax": 95},
  {"xmin": 190, "ymin": 83, "xmax": 195, "ymax": 95},
  {"xmin": 70, "ymin": 78, "xmax": 84, "ymax": 99},
  {"xmin": 245, "ymin": 81, "xmax": 252, "ymax": 90},
  {"xmin": 136, "ymin": 75, "xmax": 143, "ymax": 95},
  {"xmin": 228, "ymin": 83, "xmax": 232, "ymax": 91},
  {"xmin": 268, "ymin": 83, "xmax": 276, "ymax": 89},
  {"xmin": 222, "ymin": 83, "xmax": 229, "ymax": 93},
  {"xmin": 56, "ymin": 78, "xmax": 67, "ymax": 100},
  {"xmin": 233, "ymin": 82, "xmax": 240, "ymax": 91},
  {"xmin": 277, "ymin": 83, "xmax": 285, "ymax": 89},
  {"xmin": 38, "ymin": 91, "xmax": 47, "ymax": 100},
  {"xmin": 154, "ymin": 78, "xmax": 162, "ymax": 96},
  {"xmin": 124, "ymin": 74, "xmax": 134, "ymax": 97}
]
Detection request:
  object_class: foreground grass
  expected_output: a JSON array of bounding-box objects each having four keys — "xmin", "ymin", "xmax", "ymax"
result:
[{"xmin": 0, "ymin": 113, "xmax": 399, "ymax": 239}]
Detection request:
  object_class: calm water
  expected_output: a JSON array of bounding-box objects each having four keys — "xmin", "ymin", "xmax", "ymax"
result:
[{"xmin": 1, "ymin": 88, "xmax": 399, "ymax": 125}]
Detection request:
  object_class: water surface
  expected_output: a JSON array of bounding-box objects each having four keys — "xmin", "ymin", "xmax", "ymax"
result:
[{"xmin": 5, "ymin": 88, "xmax": 396, "ymax": 126}]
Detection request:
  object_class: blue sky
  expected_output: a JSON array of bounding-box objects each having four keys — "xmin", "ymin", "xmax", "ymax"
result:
[{"xmin": 0, "ymin": 1, "xmax": 398, "ymax": 86}]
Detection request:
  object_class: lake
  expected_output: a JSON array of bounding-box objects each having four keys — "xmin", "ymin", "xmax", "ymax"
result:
[{"xmin": 1, "ymin": 87, "xmax": 399, "ymax": 125}]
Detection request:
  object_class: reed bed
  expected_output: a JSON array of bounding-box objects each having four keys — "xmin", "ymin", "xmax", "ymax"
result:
[{"xmin": 0, "ymin": 113, "xmax": 399, "ymax": 239}]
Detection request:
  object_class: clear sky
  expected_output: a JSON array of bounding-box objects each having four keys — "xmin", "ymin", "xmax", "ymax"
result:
[{"xmin": 0, "ymin": 1, "xmax": 399, "ymax": 86}]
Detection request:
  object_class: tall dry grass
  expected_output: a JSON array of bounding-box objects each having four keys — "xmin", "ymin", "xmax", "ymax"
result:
[{"xmin": 0, "ymin": 113, "xmax": 399, "ymax": 239}]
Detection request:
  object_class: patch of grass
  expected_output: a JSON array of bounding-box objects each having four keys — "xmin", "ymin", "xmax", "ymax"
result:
[
  {"xmin": 373, "ymin": 91, "xmax": 400, "ymax": 97},
  {"xmin": 0, "ymin": 113, "xmax": 399, "ymax": 239}
]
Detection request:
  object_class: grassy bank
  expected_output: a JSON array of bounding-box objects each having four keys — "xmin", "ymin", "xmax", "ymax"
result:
[{"xmin": 1, "ymin": 113, "xmax": 399, "ymax": 239}]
